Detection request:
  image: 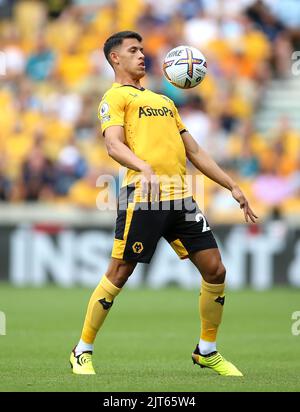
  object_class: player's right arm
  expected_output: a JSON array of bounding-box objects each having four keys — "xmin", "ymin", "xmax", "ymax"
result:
[
  {"xmin": 99, "ymin": 90, "xmax": 159, "ymax": 200},
  {"xmin": 104, "ymin": 126, "xmax": 159, "ymax": 201},
  {"xmin": 104, "ymin": 125, "xmax": 148, "ymax": 172}
]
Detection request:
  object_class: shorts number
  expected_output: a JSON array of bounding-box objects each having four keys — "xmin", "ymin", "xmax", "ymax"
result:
[{"xmin": 195, "ymin": 212, "xmax": 211, "ymax": 232}]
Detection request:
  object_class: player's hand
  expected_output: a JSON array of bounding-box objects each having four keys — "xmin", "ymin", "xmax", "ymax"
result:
[
  {"xmin": 231, "ymin": 186, "xmax": 258, "ymax": 223},
  {"xmin": 140, "ymin": 165, "xmax": 160, "ymax": 202}
]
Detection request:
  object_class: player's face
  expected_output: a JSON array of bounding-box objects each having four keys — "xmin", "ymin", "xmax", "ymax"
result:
[{"xmin": 113, "ymin": 38, "xmax": 146, "ymax": 79}]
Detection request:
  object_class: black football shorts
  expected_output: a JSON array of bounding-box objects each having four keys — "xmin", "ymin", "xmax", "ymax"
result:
[{"xmin": 111, "ymin": 187, "xmax": 218, "ymax": 263}]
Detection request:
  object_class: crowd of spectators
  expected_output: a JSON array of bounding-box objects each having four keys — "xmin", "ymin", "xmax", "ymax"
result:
[{"xmin": 0, "ymin": 0, "xmax": 300, "ymax": 222}]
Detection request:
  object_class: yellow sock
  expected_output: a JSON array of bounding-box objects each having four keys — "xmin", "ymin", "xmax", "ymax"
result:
[
  {"xmin": 81, "ymin": 275, "xmax": 121, "ymax": 344},
  {"xmin": 199, "ymin": 279, "xmax": 225, "ymax": 342}
]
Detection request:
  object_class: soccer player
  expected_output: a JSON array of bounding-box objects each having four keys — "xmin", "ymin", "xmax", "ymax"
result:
[{"xmin": 70, "ymin": 31, "xmax": 258, "ymax": 376}]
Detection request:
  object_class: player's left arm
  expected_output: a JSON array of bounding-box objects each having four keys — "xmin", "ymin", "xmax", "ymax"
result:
[{"xmin": 181, "ymin": 131, "xmax": 258, "ymax": 223}]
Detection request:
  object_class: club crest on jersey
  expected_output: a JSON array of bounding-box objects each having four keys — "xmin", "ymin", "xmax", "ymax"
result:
[
  {"xmin": 138, "ymin": 106, "xmax": 174, "ymax": 118},
  {"xmin": 132, "ymin": 242, "xmax": 144, "ymax": 254}
]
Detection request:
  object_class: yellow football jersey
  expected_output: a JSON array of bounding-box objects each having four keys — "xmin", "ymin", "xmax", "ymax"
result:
[{"xmin": 98, "ymin": 83, "xmax": 191, "ymax": 201}]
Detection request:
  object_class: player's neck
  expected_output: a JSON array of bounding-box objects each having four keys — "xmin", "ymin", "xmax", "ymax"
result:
[{"xmin": 115, "ymin": 75, "xmax": 142, "ymax": 89}]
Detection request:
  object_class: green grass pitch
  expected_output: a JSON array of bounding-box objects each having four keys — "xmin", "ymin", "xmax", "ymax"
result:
[{"xmin": 0, "ymin": 284, "xmax": 299, "ymax": 392}]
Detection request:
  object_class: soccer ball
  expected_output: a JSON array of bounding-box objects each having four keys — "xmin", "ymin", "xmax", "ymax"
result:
[{"xmin": 163, "ymin": 45, "xmax": 207, "ymax": 89}]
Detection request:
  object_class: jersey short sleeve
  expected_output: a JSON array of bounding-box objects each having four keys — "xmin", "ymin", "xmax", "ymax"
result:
[
  {"xmin": 98, "ymin": 89, "xmax": 126, "ymax": 135},
  {"xmin": 172, "ymin": 102, "xmax": 187, "ymax": 134},
  {"xmin": 161, "ymin": 95, "xmax": 187, "ymax": 134}
]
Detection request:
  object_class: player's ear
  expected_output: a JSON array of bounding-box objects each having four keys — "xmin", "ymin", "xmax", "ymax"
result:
[{"xmin": 110, "ymin": 51, "xmax": 119, "ymax": 66}]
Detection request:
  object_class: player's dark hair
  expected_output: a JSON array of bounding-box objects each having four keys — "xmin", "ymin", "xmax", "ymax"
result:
[{"xmin": 104, "ymin": 31, "xmax": 143, "ymax": 67}]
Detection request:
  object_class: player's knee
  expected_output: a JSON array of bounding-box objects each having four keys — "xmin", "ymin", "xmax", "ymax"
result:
[
  {"xmin": 204, "ymin": 261, "xmax": 226, "ymax": 284},
  {"xmin": 216, "ymin": 262, "xmax": 226, "ymax": 283},
  {"xmin": 105, "ymin": 261, "xmax": 135, "ymax": 288}
]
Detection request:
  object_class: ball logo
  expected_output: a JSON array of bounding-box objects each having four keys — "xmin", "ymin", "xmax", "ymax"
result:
[{"xmin": 167, "ymin": 49, "xmax": 183, "ymax": 58}]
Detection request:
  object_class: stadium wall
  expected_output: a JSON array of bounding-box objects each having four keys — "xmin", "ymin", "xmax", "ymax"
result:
[{"xmin": 0, "ymin": 205, "xmax": 299, "ymax": 290}]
